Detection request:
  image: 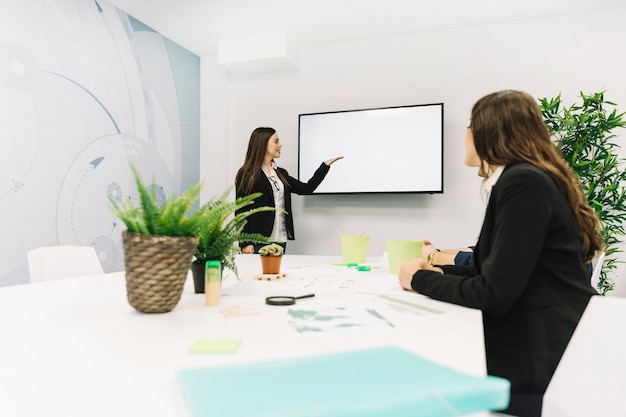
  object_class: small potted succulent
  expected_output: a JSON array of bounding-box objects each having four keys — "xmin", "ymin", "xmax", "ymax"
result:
[{"xmin": 258, "ymin": 243, "xmax": 284, "ymax": 274}]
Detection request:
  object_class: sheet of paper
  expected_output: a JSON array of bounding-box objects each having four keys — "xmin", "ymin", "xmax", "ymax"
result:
[{"xmin": 276, "ymin": 266, "xmax": 361, "ymax": 290}]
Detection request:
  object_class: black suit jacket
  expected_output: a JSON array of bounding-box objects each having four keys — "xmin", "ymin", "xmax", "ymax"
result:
[
  {"xmin": 236, "ymin": 162, "xmax": 330, "ymax": 246},
  {"xmin": 412, "ymin": 162, "xmax": 597, "ymax": 415}
]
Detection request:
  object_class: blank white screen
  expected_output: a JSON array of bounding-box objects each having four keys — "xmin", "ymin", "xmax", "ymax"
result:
[{"xmin": 298, "ymin": 104, "xmax": 443, "ymax": 194}]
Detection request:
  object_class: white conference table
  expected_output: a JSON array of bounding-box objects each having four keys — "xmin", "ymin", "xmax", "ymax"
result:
[{"xmin": 0, "ymin": 254, "xmax": 492, "ymax": 417}]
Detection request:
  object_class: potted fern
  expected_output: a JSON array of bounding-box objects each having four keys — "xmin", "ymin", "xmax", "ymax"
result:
[
  {"xmin": 539, "ymin": 90, "xmax": 626, "ymax": 294},
  {"xmin": 259, "ymin": 243, "xmax": 284, "ymax": 274},
  {"xmin": 109, "ymin": 164, "xmax": 203, "ymax": 313},
  {"xmin": 188, "ymin": 189, "xmax": 276, "ymax": 293}
]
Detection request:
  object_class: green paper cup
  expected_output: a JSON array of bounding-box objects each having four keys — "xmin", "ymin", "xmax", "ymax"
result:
[
  {"xmin": 340, "ymin": 235, "xmax": 369, "ymax": 263},
  {"xmin": 386, "ymin": 240, "xmax": 423, "ymax": 274}
]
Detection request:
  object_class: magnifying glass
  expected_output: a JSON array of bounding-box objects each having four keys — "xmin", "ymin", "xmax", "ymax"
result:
[{"xmin": 265, "ymin": 293, "xmax": 315, "ymax": 306}]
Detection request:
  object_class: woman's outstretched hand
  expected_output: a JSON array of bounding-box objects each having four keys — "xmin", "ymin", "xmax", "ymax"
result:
[{"xmin": 325, "ymin": 156, "xmax": 344, "ymax": 166}]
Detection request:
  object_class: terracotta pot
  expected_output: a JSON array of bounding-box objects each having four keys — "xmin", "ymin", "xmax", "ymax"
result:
[{"xmin": 261, "ymin": 255, "xmax": 282, "ymax": 274}]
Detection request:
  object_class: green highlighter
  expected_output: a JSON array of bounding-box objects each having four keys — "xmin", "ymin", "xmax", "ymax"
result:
[{"xmin": 205, "ymin": 260, "xmax": 221, "ymax": 306}]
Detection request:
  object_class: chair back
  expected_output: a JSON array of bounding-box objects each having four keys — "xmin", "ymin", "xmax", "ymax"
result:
[
  {"xmin": 27, "ymin": 245, "xmax": 104, "ymax": 283},
  {"xmin": 590, "ymin": 250, "xmax": 606, "ymax": 289},
  {"xmin": 542, "ymin": 295, "xmax": 626, "ymax": 417}
]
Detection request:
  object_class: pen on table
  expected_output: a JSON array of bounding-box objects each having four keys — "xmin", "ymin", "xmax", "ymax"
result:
[
  {"xmin": 330, "ymin": 262, "xmax": 380, "ymax": 269},
  {"xmin": 220, "ymin": 306, "xmax": 261, "ymax": 318}
]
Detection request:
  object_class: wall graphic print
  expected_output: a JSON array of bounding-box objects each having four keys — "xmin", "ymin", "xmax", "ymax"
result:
[{"xmin": 0, "ymin": 0, "xmax": 200, "ymax": 286}]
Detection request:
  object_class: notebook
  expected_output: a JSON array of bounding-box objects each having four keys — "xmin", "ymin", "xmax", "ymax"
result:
[{"xmin": 177, "ymin": 346, "xmax": 510, "ymax": 417}]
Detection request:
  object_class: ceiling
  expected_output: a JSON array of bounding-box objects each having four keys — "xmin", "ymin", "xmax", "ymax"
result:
[{"xmin": 106, "ymin": 0, "xmax": 625, "ymax": 57}]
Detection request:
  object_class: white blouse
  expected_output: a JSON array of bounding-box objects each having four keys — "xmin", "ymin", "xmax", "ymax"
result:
[
  {"xmin": 263, "ymin": 163, "xmax": 288, "ymax": 243},
  {"xmin": 480, "ymin": 165, "xmax": 505, "ymax": 206}
]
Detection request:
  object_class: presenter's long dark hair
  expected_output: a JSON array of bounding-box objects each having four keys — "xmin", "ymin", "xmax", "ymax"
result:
[
  {"xmin": 236, "ymin": 127, "xmax": 288, "ymax": 195},
  {"xmin": 469, "ymin": 90, "xmax": 602, "ymax": 262}
]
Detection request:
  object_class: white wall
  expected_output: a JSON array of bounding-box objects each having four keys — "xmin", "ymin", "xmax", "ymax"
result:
[{"xmin": 201, "ymin": 7, "xmax": 626, "ymax": 295}]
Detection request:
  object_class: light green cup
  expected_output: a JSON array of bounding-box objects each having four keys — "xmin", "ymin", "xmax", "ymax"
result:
[
  {"xmin": 386, "ymin": 240, "xmax": 423, "ymax": 274},
  {"xmin": 340, "ymin": 235, "xmax": 369, "ymax": 263}
]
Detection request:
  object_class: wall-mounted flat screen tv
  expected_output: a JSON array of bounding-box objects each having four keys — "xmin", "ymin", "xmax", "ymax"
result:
[{"xmin": 298, "ymin": 103, "xmax": 444, "ymax": 194}]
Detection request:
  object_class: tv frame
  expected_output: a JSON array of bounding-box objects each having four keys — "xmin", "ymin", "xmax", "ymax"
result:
[{"xmin": 297, "ymin": 103, "xmax": 444, "ymax": 195}]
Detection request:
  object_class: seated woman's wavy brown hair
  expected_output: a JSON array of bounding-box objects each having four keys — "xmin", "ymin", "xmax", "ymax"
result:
[{"xmin": 469, "ymin": 90, "xmax": 603, "ymax": 263}]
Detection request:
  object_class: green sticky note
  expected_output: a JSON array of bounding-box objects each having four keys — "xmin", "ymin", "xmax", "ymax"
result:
[{"xmin": 188, "ymin": 338, "xmax": 242, "ymax": 354}]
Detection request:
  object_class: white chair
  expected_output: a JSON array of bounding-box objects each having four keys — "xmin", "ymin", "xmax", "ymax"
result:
[
  {"xmin": 27, "ymin": 245, "xmax": 104, "ymax": 283},
  {"xmin": 590, "ymin": 250, "xmax": 606, "ymax": 290},
  {"xmin": 542, "ymin": 295, "xmax": 626, "ymax": 417}
]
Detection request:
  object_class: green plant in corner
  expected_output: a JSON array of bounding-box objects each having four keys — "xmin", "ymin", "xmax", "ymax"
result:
[
  {"xmin": 539, "ymin": 90, "xmax": 626, "ymax": 294},
  {"xmin": 187, "ymin": 189, "xmax": 277, "ymax": 278}
]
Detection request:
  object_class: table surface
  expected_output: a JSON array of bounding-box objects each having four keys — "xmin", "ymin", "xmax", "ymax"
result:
[{"xmin": 0, "ymin": 254, "xmax": 490, "ymax": 417}]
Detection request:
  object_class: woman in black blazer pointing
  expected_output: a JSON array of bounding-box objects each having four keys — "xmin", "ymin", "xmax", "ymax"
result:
[
  {"xmin": 235, "ymin": 127, "xmax": 342, "ymax": 254},
  {"xmin": 399, "ymin": 90, "xmax": 602, "ymax": 417}
]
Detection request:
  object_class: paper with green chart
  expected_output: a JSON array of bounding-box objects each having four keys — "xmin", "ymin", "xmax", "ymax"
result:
[
  {"xmin": 266, "ymin": 260, "xmax": 445, "ymax": 333},
  {"xmin": 286, "ymin": 294, "xmax": 445, "ymax": 334}
]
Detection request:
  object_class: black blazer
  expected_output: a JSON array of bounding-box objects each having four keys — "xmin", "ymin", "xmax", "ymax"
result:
[
  {"xmin": 411, "ymin": 162, "xmax": 597, "ymax": 415},
  {"xmin": 236, "ymin": 162, "xmax": 330, "ymax": 246}
]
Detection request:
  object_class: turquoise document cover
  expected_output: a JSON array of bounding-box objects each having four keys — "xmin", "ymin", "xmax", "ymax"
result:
[{"xmin": 177, "ymin": 346, "xmax": 510, "ymax": 417}]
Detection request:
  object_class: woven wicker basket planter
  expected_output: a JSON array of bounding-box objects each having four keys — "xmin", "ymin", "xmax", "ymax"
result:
[{"xmin": 122, "ymin": 230, "xmax": 198, "ymax": 313}]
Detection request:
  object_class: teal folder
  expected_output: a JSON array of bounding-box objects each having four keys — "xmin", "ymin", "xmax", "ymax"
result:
[{"xmin": 177, "ymin": 346, "xmax": 510, "ymax": 417}]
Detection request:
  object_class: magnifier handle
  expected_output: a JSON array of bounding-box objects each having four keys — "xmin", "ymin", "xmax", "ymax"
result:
[{"xmin": 295, "ymin": 294, "xmax": 315, "ymax": 300}]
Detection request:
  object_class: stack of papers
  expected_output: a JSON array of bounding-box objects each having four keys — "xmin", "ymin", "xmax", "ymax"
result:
[{"xmin": 178, "ymin": 346, "xmax": 510, "ymax": 417}]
